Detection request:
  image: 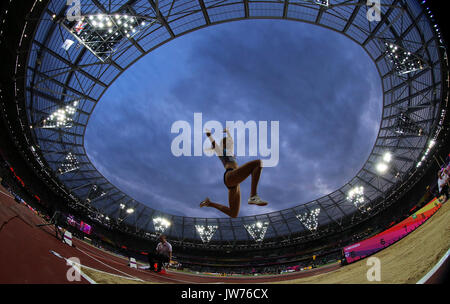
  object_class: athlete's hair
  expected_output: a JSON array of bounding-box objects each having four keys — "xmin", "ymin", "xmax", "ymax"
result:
[{"xmin": 222, "ymin": 137, "xmax": 227, "ymax": 149}]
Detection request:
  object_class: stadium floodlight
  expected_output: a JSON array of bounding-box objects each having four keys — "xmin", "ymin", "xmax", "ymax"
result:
[
  {"xmin": 428, "ymin": 139, "xmax": 436, "ymax": 149},
  {"xmin": 376, "ymin": 162, "xmax": 388, "ymax": 174},
  {"xmin": 296, "ymin": 208, "xmax": 320, "ymax": 232},
  {"xmin": 195, "ymin": 225, "xmax": 218, "ymax": 243},
  {"xmin": 153, "ymin": 217, "xmax": 171, "ymax": 233},
  {"xmin": 376, "ymin": 151, "xmax": 396, "ymax": 175},
  {"xmin": 119, "ymin": 203, "xmax": 126, "ymax": 209},
  {"xmin": 60, "ymin": 10, "xmax": 156, "ymax": 62},
  {"xmin": 37, "ymin": 100, "xmax": 79, "ymax": 129},
  {"xmin": 383, "ymin": 42, "xmax": 426, "ymax": 75},
  {"xmin": 126, "ymin": 208, "xmax": 134, "ymax": 214},
  {"xmin": 383, "ymin": 152, "xmax": 392, "ymax": 163},
  {"xmin": 347, "ymin": 186, "xmax": 366, "ymax": 211},
  {"xmin": 57, "ymin": 152, "xmax": 79, "ymax": 175},
  {"xmin": 244, "ymin": 221, "xmax": 269, "ymax": 242}
]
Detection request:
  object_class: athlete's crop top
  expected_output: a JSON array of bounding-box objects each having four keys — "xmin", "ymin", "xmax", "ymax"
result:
[{"xmin": 218, "ymin": 148, "xmax": 236, "ymax": 166}]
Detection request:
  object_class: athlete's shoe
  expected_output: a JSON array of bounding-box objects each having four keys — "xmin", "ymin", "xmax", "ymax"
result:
[{"xmin": 248, "ymin": 195, "xmax": 268, "ymax": 206}]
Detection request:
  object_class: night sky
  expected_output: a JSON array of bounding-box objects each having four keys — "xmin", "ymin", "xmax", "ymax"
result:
[{"xmin": 84, "ymin": 19, "xmax": 382, "ymax": 218}]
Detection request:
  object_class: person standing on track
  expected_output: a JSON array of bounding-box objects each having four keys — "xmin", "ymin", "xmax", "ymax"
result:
[{"xmin": 148, "ymin": 234, "xmax": 173, "ymax": 273}]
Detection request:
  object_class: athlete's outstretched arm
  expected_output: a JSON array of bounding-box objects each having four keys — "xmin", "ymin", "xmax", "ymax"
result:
[
  {"xmin": 224, "ymin": 127, "xmax": 232, "ymax": 138},
  {"xmin": 205, "ymin": 129, "xmax": 222, "ymax": 156},
  {"xmin": 223, "ymin": 128, "xmax": 234, "ymax": 155}
]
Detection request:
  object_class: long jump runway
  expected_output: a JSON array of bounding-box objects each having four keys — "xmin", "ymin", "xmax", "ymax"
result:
[{"xmin": 0, "ymin": 185, "xmax": 448, "ymax": 284}]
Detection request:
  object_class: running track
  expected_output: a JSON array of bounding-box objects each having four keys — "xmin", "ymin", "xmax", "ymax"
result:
[{"xmin": 0, "ymin": 186, "xmax": 340, "ymax": 284}]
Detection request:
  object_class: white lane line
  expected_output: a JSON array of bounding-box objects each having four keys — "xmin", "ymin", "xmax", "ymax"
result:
[
  {"xmin": 76, "ymin": 241, "xmax": 150, "ymax": 269},
  {"xmin": 73, "ymin": 264, "xmax": 97, "ymax": 284},
  {"xmin": 73, "ymin": 262, "xmax": 143, "ymax": 282},
  {"xmin": 75, "ymin": 242, "xmax": 193, "ymax": 284},
  {"xmin": 77, "ymin": 241, "xmax": 131, "ymax": 261},
  {"xmin": 417, "ymin": 248, "xmax": 450, "ymax": 284},
  {"xmin": 51, "ymin": 250, "xmax": 143, "ymax": 282},
  {"xmin": 0, "ymin": 190, "xmax": 14, "ymax": 199},
  {"xmin": 50, "ymin": 250, "xmax": 96, "ymax": 284},
  {"xmin": 76, "ymin": 243, "xmax": 133, "ymax": 267},
  {"xmin": 133, "ymin": 267, "xmax": 194, "ymax": 284},
  {"xmin": 75, "ymin": 247, "xmax": 144, "ymax": 282}
]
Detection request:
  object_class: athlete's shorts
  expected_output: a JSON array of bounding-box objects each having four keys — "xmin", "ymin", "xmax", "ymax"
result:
[{"xmin": 223, "ymin": 168, "xmax": 236, "ymax": 189}]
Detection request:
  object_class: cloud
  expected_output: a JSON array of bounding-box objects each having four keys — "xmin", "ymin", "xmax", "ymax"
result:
[{"xmin": 84, "ymin": 20, "xmax": 382, "ymax": 218}]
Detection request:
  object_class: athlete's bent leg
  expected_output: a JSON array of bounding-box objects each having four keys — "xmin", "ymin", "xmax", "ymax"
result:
[
  {"xmin": 226, "ymin": 160, "xmax": 263, "ymax": 196},
  {"xmin": 200, "ymin": 187, "xmax": 241, "ymax": 218}
]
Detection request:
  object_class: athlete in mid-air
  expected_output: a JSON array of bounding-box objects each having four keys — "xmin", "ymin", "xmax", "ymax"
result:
[{"xmin": 200, "ymin": 128, "xmax": 268, "ymax": 218}]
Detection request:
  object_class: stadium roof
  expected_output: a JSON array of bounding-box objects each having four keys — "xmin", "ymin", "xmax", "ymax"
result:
[{"xmin": 10, "ymin": 0, "xmax": 448, "ymax": 244}]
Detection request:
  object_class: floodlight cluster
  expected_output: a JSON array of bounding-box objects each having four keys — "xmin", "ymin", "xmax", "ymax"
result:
[
  {"xmin": 376, "ymin": 152, "xmax": 393, "ymax": 174},
  {"xmin": 58, "ymin": 152, "xmax": 79, "ymax": 175},
  {"xmin": 347, "ymin": 186, "xmax": 365, "ymax": 209},
  {"xmin": 244, "ymin": 221, "xmax": 269, "ymax": 242},
  {"xmin": 40, "ymin": 100, "xmax": 79, "ymax": 129},
  {"xmin": 62, "ymin": 13, "xmax": 150, "ymax": 61},
  {"xmin": 195, "ymin": 225, "xmax": 218, "ymax": 243},
  {"xmin": 384, "ymin": 42, "xmax": 425, "ymax": 75},
  {"xmin": 296, "ymin": 208, "xmax": 320, "ymax": 232},
  {"xmin": 153, "ymin": 217, "xmax": 171, "ymax": 233}
]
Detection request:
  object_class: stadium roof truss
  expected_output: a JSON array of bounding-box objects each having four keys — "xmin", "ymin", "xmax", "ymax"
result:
[{"xmin": 19, "ymin": 0, "xmax": 448, "ymax": 245}]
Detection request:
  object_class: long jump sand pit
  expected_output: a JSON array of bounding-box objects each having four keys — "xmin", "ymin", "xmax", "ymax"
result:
[
  {"xmin": 80, "ymin": 267, "xmax": 154, "ymax": 284},
  {"xmin": 278, "ymin": 199, "xmax": 450, "ymax": 284}
]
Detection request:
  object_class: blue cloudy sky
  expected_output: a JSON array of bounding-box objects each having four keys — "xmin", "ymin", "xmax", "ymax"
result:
[{"xmin": 84, "ymin": 19, "xmax": 382, "ymax": 218}]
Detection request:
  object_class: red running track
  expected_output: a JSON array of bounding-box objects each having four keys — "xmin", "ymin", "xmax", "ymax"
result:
[{"xmin": 0, "ymin": 186, "xmax": 340, "ymax": 284}]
